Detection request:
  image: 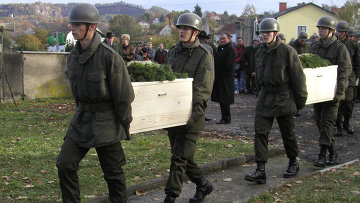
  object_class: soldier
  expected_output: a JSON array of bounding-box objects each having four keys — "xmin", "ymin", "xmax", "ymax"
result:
[
  {"xmin": 289, "ymin": 31, "xmax": 310, "ymax": 54},
  {"xmin": 164, "ymin": 13, "xmax": 215, "ymax": 203},
  {"xmin": 244, "ymin": 18, "xmax": 307, "ymax": 184},
  {"xmin": 289, "ymin": 31, "xmax": 310, "ymax": 117},
  {"xmin": 278, "ymin": 33, "xmax": 286, "ymax": 44},
  {"xmin": 310, "ymin": 16, "xmax": 351, "ymax": 167},
  {"xmin": 334, "ymin": 21, "xmax": 360, "ymax": 139},
  {"xmin": 310, "ymin": 33, "xmax": 320, "ymax": 47},
  {"xmin": 56, "ymin": 4, "xmax": 135, "ymax": 202},
  {"xmin": 348, "ymin": 27, "xmax": 356, "ymax": 41}
]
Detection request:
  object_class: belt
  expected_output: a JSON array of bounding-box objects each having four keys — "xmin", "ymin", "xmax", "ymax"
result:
[
  {"xmin": 261, "ymin": 84, "xmax": 289, "ymax": 93},
  {"xmin": 78, "ymin": 101, "xmax": 114, "ymax": 112}
]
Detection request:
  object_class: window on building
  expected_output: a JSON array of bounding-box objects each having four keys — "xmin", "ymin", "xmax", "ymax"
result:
[{"xmin": 297, "ymin": 26, "xmax": 307, "ymax": 34}]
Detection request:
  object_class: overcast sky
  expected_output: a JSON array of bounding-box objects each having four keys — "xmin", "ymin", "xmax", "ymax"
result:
[{"xmin": 0, "ymin": 0, "xmax": 348, "ymax": 15}]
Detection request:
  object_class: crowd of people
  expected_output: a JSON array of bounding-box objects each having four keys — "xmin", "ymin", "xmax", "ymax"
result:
[{"xmin": 57, "ymin": 3, "xmax": 359, "ymax": 203}]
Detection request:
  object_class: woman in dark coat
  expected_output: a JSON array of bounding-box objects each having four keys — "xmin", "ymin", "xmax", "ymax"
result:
[{"xmin": 211, "ymin": 32, "xmax": 236, "ymax": 124}]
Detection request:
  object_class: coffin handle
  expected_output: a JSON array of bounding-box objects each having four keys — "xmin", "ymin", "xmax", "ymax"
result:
[{"xmin": 158, "ymin": 93, "xmax": 167, "ymax": 97}]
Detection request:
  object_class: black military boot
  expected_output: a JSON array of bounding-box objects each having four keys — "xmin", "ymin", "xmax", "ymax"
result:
[
  {"xmin": 334, "ymin": 120, "xmax": 342, "ymax": 137},
  {"xmin": 283, "ymin": 159, "xmax": 300, "ymax": 178},
  {"xmin": 343, "ymin": 119, "xmax": 354, "ymax": 134},
  {"xmin": 244, "ymin": 162, "xmax": 266, "ymax": 184},
  {"xmin": 164, "ymin": 194, "xmax": 176, "ymax": 203},
  {"xmin": 294, "ymin": 110, "xmax": 301, "ymax": 117},
  {"xmin": 314, "ymin": 145, "xmax": 328, "ymax": 167},
  {"xmin": 189, "ymin": 177, "xmax": 213, "ymax": 203},
  {"xmin": 326, "ymin": 144, "xmax": 338, "ymax": 165}
]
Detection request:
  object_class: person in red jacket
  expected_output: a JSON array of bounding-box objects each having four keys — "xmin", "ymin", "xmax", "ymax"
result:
[{"xmin": 234, "ymin": 37, "xmax": 246, "ymax": 94}]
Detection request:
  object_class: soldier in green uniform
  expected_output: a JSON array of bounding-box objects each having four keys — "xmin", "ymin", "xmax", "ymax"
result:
[
  {"xmin": 289, "ymin": 31, "xmax": 310, "ymax": 54},
  {"xmin": 56, "ymin": 4, "xmax": 135, "ymax": 203},
  {"xmin": 164, "ymin": 13, "xmax": 215, "ymax": 203},
  {"xmin": 334, "ymin": 20, "xmax": 360, "ymax": 138},
  {"xmin": 244, "ymin": 18, "xmax": 307, "ymax": 184},
  {"xmin": 310, "ymin": 16, "xmax": 351, "ymax": 167}
]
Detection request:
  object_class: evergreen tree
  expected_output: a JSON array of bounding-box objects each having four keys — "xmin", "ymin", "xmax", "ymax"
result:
[{"xmin": 193, "ymin": 4, "xmax": 202, "ymax": 17}]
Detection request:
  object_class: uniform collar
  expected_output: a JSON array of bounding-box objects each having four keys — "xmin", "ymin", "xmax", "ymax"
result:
[
  {"xmin": 319, "ymin": 35, "xmax": 337, "ymax": 48},
  {"xmin": 73, "ymin": 32, "xmax": 102, "ymax": 64}
]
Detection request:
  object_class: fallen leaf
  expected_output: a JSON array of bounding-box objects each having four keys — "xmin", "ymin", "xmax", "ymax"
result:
[
  {"xmin": 40, "ymin": 195, "xmax": 48, "ymax": 199},
  {"xmin": 24, "ymin": 184, "xmax": 34, "ymax": 188},
  {"xmin": 286, "ymin": 184, "xmax": 292, "ymax": 187},
  {"xmin": 2, "ymin": 176, "xmax": 10, "ymax": 180},
  {"xmin": 136, "ymin": 189, "xmax": 147, "ymax": 196},
  {"xmin": 22, "ymin": 177, "xmax": 29, "ymax": 180},
  {"xmin": 225, "ymin": 144, "xmax": 234, "ymax": 148},
  {"xmin": 155, "ymin": 175, "xmax": 162, "ymax": 178},
  {"xmin": 295, "ymin": 180, "xmax": 303, "ymax": 184},
  {"xmin": 223, "ymin": 178, "xmax": 232, "ymax": 182},
  {"xmin": 84, "ymin": 195, "xmax": 96, "ymax": 198},
  {"xmin": 16, "ymin": 196, "xmax": 28, "ymax": 200},
  {"xmin": 353, "ymin": 171, "xmax": 360, "ymax": 176},
  {"xmin": 351, "ymin": 191, "xmax": 360, "ymax": 195},
  {"xmin": 40, "ymin": 170, "xmax": 47, "ymax": 174},
  {"xmin": 4, "ymin": 182, "xmax": 9, "ymax": 185},
  {"xmin": 16, "ymin": 137, "xmax": 21, "ymax": 141},
  {"xmin": 47, "ymin": 180, "xmax": 55, "ymax": 184},
  {"xmin": 166, "ymin": 169, "xmax": 170, "ymax": 173},
  {"xmin": 153, "ymin": 198, "xmax": 160, "ymax": 201},
  {"xmin": 134, "ymin": 176, "xmax": 140, "ymax": 180},
  {"xmin": 12, "ymin": 171, "xmax": 19, "ymax": 175}
]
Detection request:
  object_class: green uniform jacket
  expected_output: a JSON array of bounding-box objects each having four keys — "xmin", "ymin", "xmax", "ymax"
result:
[
  {"xmin": 340, "ymin": 37, "xmax": 360, "ymax": 86},
  {"xmin": 310, "ymin": 35, "xmax": 352, "ymax": 101},
  {"xmin": 255, "ymin": 37, "xmax": 308, "ymax": 117},
  {"xmin": 66, "ymin": 33, "xmax": 135, "ymax": 148},
  {"xmin": 165, "ymin": 38, "xmax": 215, "ymax": 132},
  {"xmin": 289, "ymin": 39, "xmax": 310, "ymax": 54}
]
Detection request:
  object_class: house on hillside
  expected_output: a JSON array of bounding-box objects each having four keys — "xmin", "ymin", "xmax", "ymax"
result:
[
  {"xmin": 216, "ymin": 23, "xmax": 237, "ymax": 42},
  {"xmin": 152, "ymin": 18, "xmax": 160, "ymax": 25},
  {"xmin": 139, "ymin": 21, "xmax": 150, "ymax": 28},
  {"xmin": 159, "ymin": 24, "xmax": 173, "ymax": 36},
  {"xmin": 263, "ymin": 2, "xmax": 340, "ymax": 42},
  {"xmin": 207, "ymin": 11, "xmax": 221, "ymax": 21}
]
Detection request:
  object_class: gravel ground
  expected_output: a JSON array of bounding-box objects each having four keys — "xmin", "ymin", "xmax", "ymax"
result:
[{"xmin": 204, "ymin": 93, "xmax": 360, "ymax": 164}]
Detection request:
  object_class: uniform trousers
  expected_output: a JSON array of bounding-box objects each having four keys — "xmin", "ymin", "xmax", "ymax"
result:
[
  {"xmin": 313, "ymin": 100, "xmax": 339, "ymax": 146},
  {"xmin": 56, "ymin": 137, "xmax": 127, "ymax": 203},
  {"xmin": 336, "ymin": 86, "xmax": 356, "ymax": 127},
  {"xmin": 254, "ymin": 113, "xmax": 298, "ymax": 162},
  {"xmin": 165, "ymin": 128, "xmax": 203, "ymax": 197}
]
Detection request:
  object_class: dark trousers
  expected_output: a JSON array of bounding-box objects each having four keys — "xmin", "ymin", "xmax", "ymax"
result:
[
  {"xmin": 56, "ymin": 138, "xmax": 127, "ymax": 203},
  {"xmin": 165, "ymin": 129, "xmax": 203, "ymax": 197},
  {"xmin": 220, "ymin": 103, "xmax": 231, "ymax": 122},
  {"xmin": 336, "ymin": 86, "xmax": 355, "ymax": 127},
  {"xmin": 254, "ymin": 113, "xmax": 299, "ymax": 162},
  {"xmin": 313, "ymin": 100, "xmax": 339, "ymax": 147}
]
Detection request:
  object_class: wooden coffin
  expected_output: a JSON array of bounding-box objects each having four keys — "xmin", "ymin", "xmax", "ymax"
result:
[
  {"xmin": 129, "ymin": 78, "xmax": 193, "ymax": 134},
  {"xmin": 304, "ymin": 65, "xmax": 338, "ymax": 105}
]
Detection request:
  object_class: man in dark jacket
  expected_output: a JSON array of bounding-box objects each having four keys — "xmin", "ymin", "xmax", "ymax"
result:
[
  {"xmin": 244, "ymin": 18, "xmax": 307, "ymax": 184},
  {"xmin": 164, "ymin": 13, "xmax": 215, "ymax": 203},
  {"xmin": 154, "ymin": 43, "xmax": 167, "ymax": 64},
  {"xmin": 211, "ymin": 31, "xmax": 236, "ymax": 124},
  {"xmin": 310, "ymin": 16, "xmax": 351, "ymax": 167},
  {"xmin": 241, "ymin": 38, "xmax": 260, "ymax": 95},
  {"xmin": 334, "ymin": 20, "xmax": 360, "ymax": 138},
  {"xmin": 56, "ymin": 4, "xmax": 135, "ymax": 203},
  {"xmin": 104, "ymin": 31, "xmax": 121, "ymax": 55}
]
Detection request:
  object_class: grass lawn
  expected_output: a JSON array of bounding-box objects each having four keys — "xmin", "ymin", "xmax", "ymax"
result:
[
  {"xmin": 248, "ymin": 162, "xmax": 360, "ymax": 202},
  {"xmin": 0, "ymin": 98, "xmax": 253, "ymax": 202}
]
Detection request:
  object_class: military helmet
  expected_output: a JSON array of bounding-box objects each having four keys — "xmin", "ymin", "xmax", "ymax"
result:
[
  {"xmin": 278, "ymin": 33, "xmax": 286, "ymax": 40},
  {"xmin": 106, "ymin": 31, "xmax": 115, "ymax": 38},
  {"xmin": 316, "ymin": 16, "xmax": 336, "ymax": 30},
  {"xmin": 69, "ymin": 3, "xmax": 100, "ymax": 24},
  {"xmin": 198, "ymin": 30, "xmax": 209, "ymax": 39},
  {"xmin": 336, "ymin": 20, "xmax": 349, "ymax": 32},
  {"xmin": 176, "ymin": 13, "xmax": 202, "ymax": 31},
  {"xmin": 259, "ymin": 18, "xmax": 280, "ymax": 32},
  {"xmin": 298, "ymin": 31, "xmax": 308, "ymax": 40},
  {"xmin": 310, "ymin": 33, "xmax": 319, "ymax": 39},
  {"xmin": 348, "ymin": 27, "xmax": 356, "ymax": 36},
  {"xmin": 356, "ymin": 30, "xmax": 360, "ymax": 37}
]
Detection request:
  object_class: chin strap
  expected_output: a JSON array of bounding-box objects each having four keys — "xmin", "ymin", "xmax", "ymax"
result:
[{"xmin": 81, "ymin": 23, "xmax": 91, "ymax": 40}]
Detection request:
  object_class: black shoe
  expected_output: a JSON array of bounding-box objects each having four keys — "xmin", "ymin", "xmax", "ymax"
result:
[
  {"xmin": 314, "ymin": 145, "xmax": 327, "ymax": 167},
  {"xmin": 283, "ymin": 160, "xmax": 299, "ymax": 178},
  {"xmin": 326, "ymin": 144, "xmax": 338, "ymax": 165},
  {"xmin": 216, "ymin": 119, "xmax": 231, "ymax": 124},
  {"xmin": 244, "ymin": 169, "xmax": 266, "ymax": 184},
  {"xmin": 294, "ymin": 110, "xmax": 300, "ymax": 117},
  {"xmin": 205, "ymin": 117, "xmax": 211, "ymax": 121},
  {"xmin": 189, "ymin": 178, "xmax": 213, "ymax": 203},
  {"xmin": 343, "ymin": 125, "xmax": 354, "ymax": 134},
  {"xmin": 164, "ymin": 195, "xmax": 176, "ymax": 203},
  {"xmin": 335, "ymin": 127, "xmax": 343, "ymax": 137}
]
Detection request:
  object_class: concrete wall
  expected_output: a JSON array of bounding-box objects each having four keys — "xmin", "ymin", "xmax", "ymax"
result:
[
  {"xmin": 1, "ymin": 53, "xmax": 24, "ymax": 101},
  {"xmin": 22, "ymin": 51, "xmax": 72, "ymax": 99}
]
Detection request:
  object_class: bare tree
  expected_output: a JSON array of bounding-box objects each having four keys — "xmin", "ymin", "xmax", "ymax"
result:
[
  {"xmin": 241, "ymin": 4, "xmax": 257, "ymax": 17},
  {"xmin": 334, "ymin": 0, "xmax": 360, "ymax": 28}
]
